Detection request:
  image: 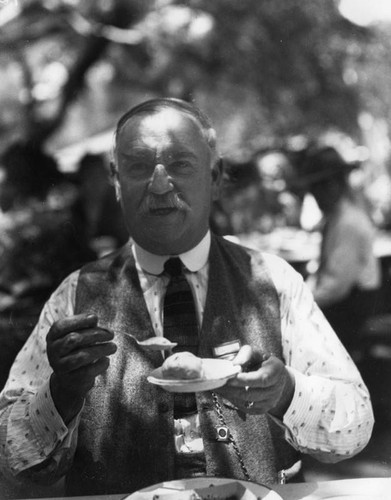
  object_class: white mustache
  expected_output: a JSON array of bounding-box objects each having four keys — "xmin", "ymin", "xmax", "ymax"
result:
[{"xmin": 140, "ymin": 193, "xmax": 187, "ymax": 213}]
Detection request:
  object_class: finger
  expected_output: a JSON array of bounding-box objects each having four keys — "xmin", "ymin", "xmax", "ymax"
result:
[
  {"xmin": 231, "ymin": 345, "xmax": 252, "ymax": 366},
  {"xmin": 234, "ymin": 359, "xmax": 283, "ymax": 388},
  {"xmin": 227, "ymin": 357, "xmax": 282, "ymax": 388},
  {"xmin": 216, "ymin": 385, "xmax": 243, "ymax": 399},
  {"xmin": 219, "ymin": 383, "xmax": 277, "ymax": 400},
  {"xmin": 47, "ymin": 314, "xmax": 98, "ymax": 341},
  {"xmin": 235, "ymin": 370, "xmax": 273, "ymax": 388},
  {"xmin": 232, "ymin": 346, "xmax": 269, "ymax": 372},
  {"xmin": 215, "ymin": 389, "xmax": 273, "ymax": 414},
  {"xmin": 247, "ymin": 386, "xmax": 279, "ymax": 403},
  {"xmin": 74, "ymin": 356, "xmax": 111, "ymax": 380},
  {"xmin": 55, "ymin": 342, "xmax": 117, "ymax": 373},
  {"xmin": 59, "ymin": 356, "xmax": 112, "ymax": 393},
  {"xmin": 53, "ymin": 328, "xmax": 115, "ymax": 357},
  {"xmin": 242, "ymin": 350, "xmax": 270, "ymax": 372},
  {"xmin": 217, "ymin": 385, "xmax": 278, "ymax": 410}
]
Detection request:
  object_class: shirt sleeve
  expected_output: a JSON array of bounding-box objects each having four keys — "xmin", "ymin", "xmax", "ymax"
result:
[
  {"xmin": 0, "ymin": 271, "xmax": 80, "ymax": 483},
  {"xmin": 310, "ymin": 214, "xmax": 365, "ymax": 307},
  {"xmin": 264, "ymin": 253, "xmax": 374, "ymax": 463}
]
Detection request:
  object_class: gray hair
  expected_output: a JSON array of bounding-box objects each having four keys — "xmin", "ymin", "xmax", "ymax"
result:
[{"xmin": 111, "ymin": 98, "xmax": 218, "ymax": 168}]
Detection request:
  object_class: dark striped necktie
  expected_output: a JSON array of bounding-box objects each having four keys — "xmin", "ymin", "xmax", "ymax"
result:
[{"xmin": 163, "ymin": 257, "xmax": 199, "ymax": 417}]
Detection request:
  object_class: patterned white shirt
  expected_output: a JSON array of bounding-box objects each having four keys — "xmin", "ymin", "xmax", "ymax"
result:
[{"xmin": 0, "ymin": 234, "xmax": 374, "ymax": 482}]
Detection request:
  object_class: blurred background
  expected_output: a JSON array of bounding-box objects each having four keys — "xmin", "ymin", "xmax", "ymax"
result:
[
  {"xmin": 1, "ymin": 0, "xmax": 391, "ymax": 489},
  {"xmin": 2, "ymin": 0, "xmax": 391, "ymax": 234}
]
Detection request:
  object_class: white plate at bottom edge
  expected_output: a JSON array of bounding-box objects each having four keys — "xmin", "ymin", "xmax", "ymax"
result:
[
  {"xmin": 123, "ymin": 477, "xmax": 283, "ymax": 500},
  {"xmin": 147, "ymin": 359, "xmax": 242, "ymax": 392}
]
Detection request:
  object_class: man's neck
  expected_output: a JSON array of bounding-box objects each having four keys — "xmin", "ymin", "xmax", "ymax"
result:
[{"xmin": 133, "ymin": 231, "xmax": 211, "ymax": 275}]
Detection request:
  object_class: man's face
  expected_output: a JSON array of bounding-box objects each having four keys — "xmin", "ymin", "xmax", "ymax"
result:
[
  {"xmin": 310, "ymin": 178, "xmax": 342, "ymax": 213},
  {"xmin": 114, "ymin": 108, "xmax": 220, "ymax": 255}
]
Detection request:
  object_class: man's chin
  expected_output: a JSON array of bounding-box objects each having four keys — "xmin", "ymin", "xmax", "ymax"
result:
[{"xmin": 135, "ymin": 227, "xmax": 200, "ymax": 255}]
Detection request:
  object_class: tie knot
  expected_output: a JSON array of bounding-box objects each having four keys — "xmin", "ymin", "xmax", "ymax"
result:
[{"xmin": 164, "ymin": 257, "xmax": 183, "ymax": 277}]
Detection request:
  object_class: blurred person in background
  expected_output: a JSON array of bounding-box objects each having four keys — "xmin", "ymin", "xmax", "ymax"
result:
[
  {"xmin": 217, "ymin": 152, "xmax": 303, "ymax": 237},
  {"xmin": 254, "ymin": 150, "xmax": 303, "ymax": 230},
  {"xmin": 77, "ymin": 153, "xmax": 111, "ymax": 243},
  {"xmin": 220, "ymin": 157, "xmax": 262, "ymax": 234},
  {"xmin": 299, "ymin": 146, "xmax": 381, "ymax": 356},
  {"xmin": 77, "ymin": 153, "xmax": 128, "ymax": 255},
  {"xmin": 0, "ymin": 142, "xmax": 95, "ymax": 390}
]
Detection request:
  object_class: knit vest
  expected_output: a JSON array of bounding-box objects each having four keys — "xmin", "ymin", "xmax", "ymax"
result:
[{"xmin": 66, "ymin": 235, "xmax": 300, "ymax": 496}]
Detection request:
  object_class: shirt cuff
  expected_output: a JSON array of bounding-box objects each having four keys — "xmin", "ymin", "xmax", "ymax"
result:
[
  {"xmin": 8, "ymin": 381, "xmax": 82, "ymax": 474},
  {"xmin": 282, "ymin": 367, "xmax": 325, "ymax": 446},
  {"xmin": 30, "ymin": 380, "xmax": 80, "ymax": 454}
]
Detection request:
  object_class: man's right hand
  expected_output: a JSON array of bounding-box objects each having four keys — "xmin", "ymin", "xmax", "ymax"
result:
[{"xmin": 47, "ymin": 313, "xmax": 117, "ymax": 422}]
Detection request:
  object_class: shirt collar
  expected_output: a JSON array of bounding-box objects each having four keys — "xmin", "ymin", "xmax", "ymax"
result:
[{"xmin": 133, "ymin": 231, "xmax": 211, "ymax": 275}]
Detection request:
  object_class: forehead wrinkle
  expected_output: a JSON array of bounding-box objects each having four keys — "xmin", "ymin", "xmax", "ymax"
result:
[
  {"xmin": 118, "ymin": 147, "xmax": 154, "ymax": 159},
  {"xmin": 121, "ymin": 124, "xmax": 204, "ymax": 153},
  {"xmin": 113, "ymin": 102, "xmax": 218, "ymax": 169},
  {"xmin": 118, "ymin": 144, "xmax": 198, "ymax": 161},
  {"xmin": 116, "ymin": 108, "xmax": 212, "ymax": 167}
]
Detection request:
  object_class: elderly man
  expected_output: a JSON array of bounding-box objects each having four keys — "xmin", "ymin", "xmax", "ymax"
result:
[{"xmin": 0, "ymin": 98, "xmax": 373, "ymax": 496}]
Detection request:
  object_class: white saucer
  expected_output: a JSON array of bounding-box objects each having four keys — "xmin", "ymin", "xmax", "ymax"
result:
[{"xmin": 147, "ymin": 358, "xmax": 242, "ymax": 392}]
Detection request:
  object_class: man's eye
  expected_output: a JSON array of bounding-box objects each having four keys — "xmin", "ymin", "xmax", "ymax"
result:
[
  {"xmin": 130, "ymin": 162, "xmax": 150, "ymax": 176},
  {"xmin": 170, "ymin": 161, "xmax": 192, "ymax": 172}
]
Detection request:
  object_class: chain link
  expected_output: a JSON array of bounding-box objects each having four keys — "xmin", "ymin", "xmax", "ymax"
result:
[{"xmin": 211, "ymin": 392, "xmax": 251, "ymax": 481}]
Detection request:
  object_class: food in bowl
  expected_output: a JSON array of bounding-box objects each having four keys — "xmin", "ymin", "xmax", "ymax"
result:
[{"xmin": 161, "ymin": 352, "xmax": 204, "ymax": 380}]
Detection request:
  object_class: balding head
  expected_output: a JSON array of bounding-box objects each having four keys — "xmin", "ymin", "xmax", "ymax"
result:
[{"xmin": 112, "ymin": 98, "xmax": 218, "ymax": 168}]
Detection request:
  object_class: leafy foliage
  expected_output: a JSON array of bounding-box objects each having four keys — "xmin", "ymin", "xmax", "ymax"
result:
[{"xmin": 0, "ymin": 0, "xmax": 388, "ymax": 157}]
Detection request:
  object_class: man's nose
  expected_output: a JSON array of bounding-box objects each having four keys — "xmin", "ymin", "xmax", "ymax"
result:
[{"xmin": 148, "ymin": 164, "xmax": 173, "ymax": 195}]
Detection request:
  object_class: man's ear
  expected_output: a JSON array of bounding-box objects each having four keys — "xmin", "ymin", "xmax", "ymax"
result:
[
  {"xmin": 110, "ymin": 161, "xmax": 121, "ymax": 202},
  {"xmin": 211, "ymin": 157, "xmax": 223, "ymax": 201}
]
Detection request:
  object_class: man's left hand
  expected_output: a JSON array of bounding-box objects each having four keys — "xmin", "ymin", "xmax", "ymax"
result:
[{"xmin": 215, "ymin": 345, "xmax": 295, "ymax": 418}]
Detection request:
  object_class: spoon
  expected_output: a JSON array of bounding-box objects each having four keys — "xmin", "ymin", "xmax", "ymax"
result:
[{"xmin": 109, "ymin": 328, "xmax": 177, "ymax": 352}]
